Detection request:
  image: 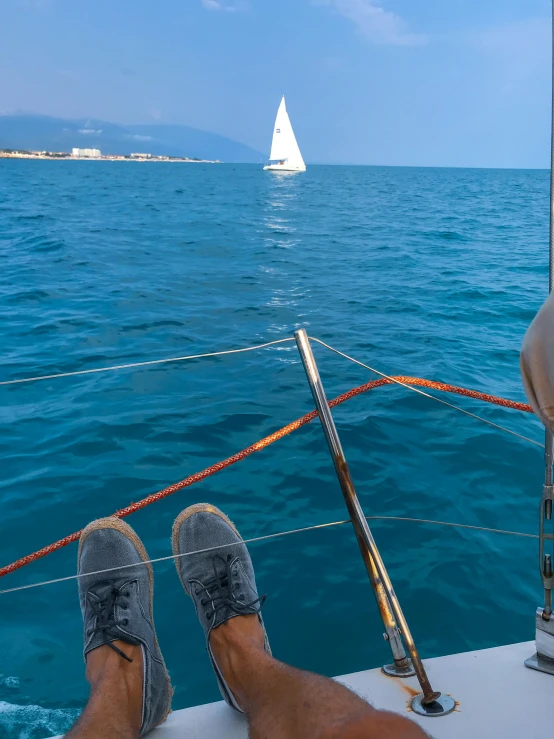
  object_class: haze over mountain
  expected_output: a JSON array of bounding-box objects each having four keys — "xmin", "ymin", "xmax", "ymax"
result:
[{"xmin": 0, "ymin": 114, "xmax": 264, "ymax": 163}]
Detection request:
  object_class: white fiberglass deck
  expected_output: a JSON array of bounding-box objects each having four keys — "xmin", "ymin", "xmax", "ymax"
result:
[
  {"xmin": 51, "ymin": 642, "xmax": 551, "ymax": 737},
  {"xmin": 140, "ymin": 642, "xmax": 551, "ymax": 738}
]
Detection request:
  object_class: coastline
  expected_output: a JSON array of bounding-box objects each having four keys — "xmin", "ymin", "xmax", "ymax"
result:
[{"xmin": 0, "ymin": 152, "xmax": 220, "ymax": 163}]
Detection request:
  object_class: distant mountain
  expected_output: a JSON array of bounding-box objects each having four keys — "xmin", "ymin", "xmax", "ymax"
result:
[{"xmin": 0, "ymin": 114, "xmax": 264, "ymax": 163}]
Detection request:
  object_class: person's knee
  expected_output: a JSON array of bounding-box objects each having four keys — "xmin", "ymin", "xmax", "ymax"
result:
[{"xmin": 321, "ymin": 709, "xmax": 429, "ymax": 739}]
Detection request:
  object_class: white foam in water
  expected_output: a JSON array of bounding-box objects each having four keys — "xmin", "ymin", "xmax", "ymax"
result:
[{"xmin": 0, "ymin": 700, "xmax": 79, "ymax": 739}]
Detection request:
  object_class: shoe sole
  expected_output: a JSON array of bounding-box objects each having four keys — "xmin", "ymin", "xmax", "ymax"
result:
[
  {"xmin": 171, "ymin": 503, "xmax": 242, "ymax": 595},
  {"xmin": 79, "ymin": 517, "xmax": 174, "ymax": 729}
]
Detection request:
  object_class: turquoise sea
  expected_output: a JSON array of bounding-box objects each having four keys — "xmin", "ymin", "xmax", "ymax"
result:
[{"xmin": 0, "ymin": 161, "xmax": 549, "ymax": 737}]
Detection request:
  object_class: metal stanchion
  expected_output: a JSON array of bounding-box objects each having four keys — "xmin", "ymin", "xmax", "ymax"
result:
[
  {"xmin": 540, "ymin": 430, "xmax": 554, "ymax": 622},
  {"xmin": 525, "ymin": 429, "xmax": 554, "ymax": 675},
  {"xmin": 295, "ymin": 329, "xmax": 454, "ymax": 716}
]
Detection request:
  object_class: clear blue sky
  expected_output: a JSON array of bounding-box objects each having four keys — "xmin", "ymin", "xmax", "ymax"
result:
[{"xmin": 1, "ymin": 0, "xmax": 551, "ymax": 167}]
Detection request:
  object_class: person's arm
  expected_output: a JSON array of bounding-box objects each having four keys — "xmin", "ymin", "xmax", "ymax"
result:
[{"xmin": 521, "ymin": 290, "xmax": 554, "ymax": 432}]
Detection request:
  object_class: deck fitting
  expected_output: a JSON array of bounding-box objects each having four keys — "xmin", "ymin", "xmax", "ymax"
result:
[
  {"xmin": 381, "ymin": 661, "xmax": 416, "ymax": 677},
  {"xmin": 411, "ymin": 693, "xmax": 456, "ymax": 717}
]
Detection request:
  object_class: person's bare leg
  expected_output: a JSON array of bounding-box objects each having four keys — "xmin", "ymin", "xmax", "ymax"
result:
[
  {"xmin": 173, "ymin": 504, "xmax": 428, "ymax": 739},
  {"xmin": 211, "ymin": 615, "xmax": 429, "ymax": 739},
  {"xmin": 66, "ymin": 642, "xmax": 143, "ymax": 739}
]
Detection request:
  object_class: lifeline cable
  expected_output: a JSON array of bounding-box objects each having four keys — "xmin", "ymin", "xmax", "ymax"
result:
[
  {"xmin": 0, "ymin": 337, "xmax": 296, "ymax": 387},
  {"xmin": 0, "ymin": 515, "xmax": 538, "ymax": 597},
  {"xmin": 309, "ymin": 337, "xmax": 539, "ymax": 446}
]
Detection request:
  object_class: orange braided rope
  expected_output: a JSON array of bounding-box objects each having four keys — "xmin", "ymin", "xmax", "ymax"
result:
[{"xmin": 0, "ymin": 377, "xmax": 532, "ymax": 580}]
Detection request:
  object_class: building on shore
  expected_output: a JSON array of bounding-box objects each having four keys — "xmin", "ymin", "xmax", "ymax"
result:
[
  {"xmin": 130, "ymin": 152, "xmax": 152, "ymax": 159},
  {"xmin": 72, "ymin": 148, "xmax": 101, "ymax": 158}
]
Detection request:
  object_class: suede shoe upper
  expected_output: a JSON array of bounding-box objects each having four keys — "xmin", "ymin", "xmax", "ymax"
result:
[
  {"xmin": 78, "ymin": 518, "xmax": 172, "ymax": 735},
  {"xmin": 172, "ymin": 504, "xmax": 270, "ymax": 712}
]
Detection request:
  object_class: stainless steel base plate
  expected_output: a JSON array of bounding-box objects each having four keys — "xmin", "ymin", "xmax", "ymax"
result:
[
  {"xmin": 525, "ymin": 652, "xmax": 554, "ymax": 676},
  {"xmin": 381, "ymin": 661, "xmax": 416, "ymax": 677},
  {"xmin": 410, "ymin": 693, "xmax": 456, "ymax": 717}
]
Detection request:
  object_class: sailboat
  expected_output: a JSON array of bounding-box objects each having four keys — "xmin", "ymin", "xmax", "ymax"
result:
[{"xmin": 264, "ymin": 96, "xmax": 306, "ymax": 172}]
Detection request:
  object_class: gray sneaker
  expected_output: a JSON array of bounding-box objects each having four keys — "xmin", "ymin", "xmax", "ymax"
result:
[
  {"xmin": 78, "ymin": 518, "xmax": 173, "ymax": 735},
  {"xmin": 172, "ymin": 503, "xmax": 270, "ymax": 712}
]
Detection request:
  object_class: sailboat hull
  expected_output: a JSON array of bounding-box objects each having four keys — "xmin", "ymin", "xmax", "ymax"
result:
[{"xmin": 263, "ymin": 164, "xmax": 306, "ymax": 172}]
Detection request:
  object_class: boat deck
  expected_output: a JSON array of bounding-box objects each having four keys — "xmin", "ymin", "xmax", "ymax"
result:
[{"xmin": 53, "ymin": 641, "xmax": 549, "ymax": 738}]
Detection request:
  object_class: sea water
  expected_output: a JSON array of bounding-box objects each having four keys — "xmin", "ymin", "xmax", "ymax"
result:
[{"xmin": 0, "ymin": 161, "xmax": 548, "ymax": 737}]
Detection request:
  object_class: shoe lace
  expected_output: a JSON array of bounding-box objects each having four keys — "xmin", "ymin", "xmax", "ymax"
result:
[
  {"xmin": 88, "ymin": 584, "xmax": 134, "ymax": 663},
  {"xmin": 196, "ymin": 554, "xmax": 266, "ymax": 622}
]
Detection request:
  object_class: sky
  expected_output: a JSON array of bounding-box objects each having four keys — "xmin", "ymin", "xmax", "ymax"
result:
[{"xmin": 0, "ymin": 0, "xmax": 552, "ymax": 167}]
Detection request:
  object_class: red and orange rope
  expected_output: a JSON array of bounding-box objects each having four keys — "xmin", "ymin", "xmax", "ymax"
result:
[{"xmin": 0, "ymin": 377, "xmax": 533, "ymax": 580}]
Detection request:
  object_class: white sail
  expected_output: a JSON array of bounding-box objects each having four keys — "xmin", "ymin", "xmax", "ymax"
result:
[{"xmin": 265, "ymin": 96, "xmax": 306, "ymax": 172}]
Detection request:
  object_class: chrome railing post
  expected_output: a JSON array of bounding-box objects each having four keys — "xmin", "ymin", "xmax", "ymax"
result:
[
  {"xmin": 295, "ymin": 329, "xmax": 455, "ymax": 716},
  {"xmin": 541, "ymin": 431, "xmax": 554, "ymax": 620},
  {"xmin": 525, "ymin": 430, "xmax": 554, "ymax": 675}
]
